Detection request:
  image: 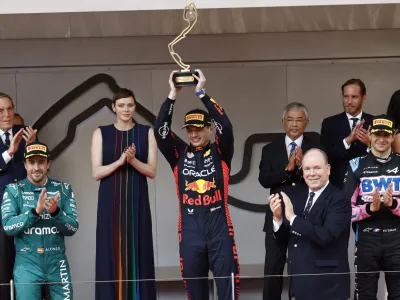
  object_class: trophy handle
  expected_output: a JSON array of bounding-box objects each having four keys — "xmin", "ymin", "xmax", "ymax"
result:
[{"xmin": 168, "ymin": 3, "xmax": 198, "ymax": 72}]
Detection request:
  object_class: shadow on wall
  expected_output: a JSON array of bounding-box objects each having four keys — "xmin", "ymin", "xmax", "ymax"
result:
[{"xmin": 32, "ymin": 73, "xmax": 321, "ymax": 213}]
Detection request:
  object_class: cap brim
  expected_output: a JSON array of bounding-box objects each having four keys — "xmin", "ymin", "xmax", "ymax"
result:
[
  {"xmin": 371, "ymin": 128, "xmax": 394, "ymax": 134},
  {"xmin": 24, "ymin": 153, "xmax": 50, "ymax": 159},
  {"xmin": 182, "ymin": 123, "xmax": 207, "ymax": 129}
]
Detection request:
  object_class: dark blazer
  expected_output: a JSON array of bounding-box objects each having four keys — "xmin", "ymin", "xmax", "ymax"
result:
[
  {"xmin": 320, "ymin": 111, "xmax": 373, "ymax": 189},
  {"xmin": 274, "ymin": 183, "xmax": 351, "ymax": 300},
  {"xmin": 259, "ymin": 135, "xmax": 325, "ymax": 233},
  {"xmin": 0, "ymin": 125, "xmax": 28, "ymax": 210}
]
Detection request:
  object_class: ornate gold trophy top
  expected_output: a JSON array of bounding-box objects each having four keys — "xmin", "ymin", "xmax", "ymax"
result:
[{"xmin": 168, "ymin": 3, "xmax": 199, "ymax": 87}]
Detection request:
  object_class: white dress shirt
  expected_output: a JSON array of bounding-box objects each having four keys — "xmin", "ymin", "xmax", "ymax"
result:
[
  {"xmin": 0, "ymin": 128, "xmax": 13, "ymax": 164},
  {"xmin": 343, "ymin": 111, "xmax": 363, "ymax": 149},
  {"xmin": 273, "ymin": 181, "xmax": 330, "ymax": 232},
  {"xmin": 285, "ymin": 135, "xmax": 303, "ymax": 157}
]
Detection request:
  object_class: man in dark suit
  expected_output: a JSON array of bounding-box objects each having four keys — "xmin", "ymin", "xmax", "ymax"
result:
[
  {"xmin": 270, "ymin": 148, "xmax": 351, "ymax": 300},
  {"xmin": 0, "ymin": 92, "xmax": 37, "ymax": 299},
  {"xmin": 259, "ymin": 102, "xmax": 324, "ymax": 300},
  {"xmin": 320, "ymin": 78, "xmax": 374, "ymax": 190}
]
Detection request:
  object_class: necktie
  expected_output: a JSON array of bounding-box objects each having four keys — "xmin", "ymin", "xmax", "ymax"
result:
[
  {"xmin": 302, "ymin": 192, "xmax": 315, "ymax": 219},
  {"xmin": 288, "ymin": 142, "xmax": 297, "ymax": 158},
  {"xmin": 350, "ymin": 117, "xmax": 359, "ymax": 130},
  {"xmin": 4, "ymin": 132, "xmax": 10, "ymax": 149}
]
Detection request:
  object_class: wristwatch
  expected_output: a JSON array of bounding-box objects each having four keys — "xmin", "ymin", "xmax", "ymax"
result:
[{"xmin": 195, "ymin": 89, "xmax": 205, "ymax": 97}]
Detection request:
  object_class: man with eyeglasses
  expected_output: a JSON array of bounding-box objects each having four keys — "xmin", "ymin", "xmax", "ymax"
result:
[
  {"xmin": 320, "ymin": 78, "xmax": 374, "ymax": 190},
  {"xmin": 259, "ymin": 102, "xmax": 325, "ymax": 300}
]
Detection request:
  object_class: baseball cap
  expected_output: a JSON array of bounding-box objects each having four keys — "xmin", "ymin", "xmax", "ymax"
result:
[
  {"xmin": 24, "ymin": 142, "xmax": 50, "ymax": 159},
  {"xmin": 182, "ymin": 109, "xmax": 212, "ymax": 129},
  {"xmin": 370, "ymin": 114, "xmax": 395, "ymax": 135}
]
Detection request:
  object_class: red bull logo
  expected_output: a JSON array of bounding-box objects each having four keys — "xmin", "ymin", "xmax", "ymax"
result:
[
  {"xmin": 183, "ymin": 190, "xmax": 222, "ymax": 206},
  {"xmin": 185, "ymin": 178, "xmax": 216, "ymax": 194}
]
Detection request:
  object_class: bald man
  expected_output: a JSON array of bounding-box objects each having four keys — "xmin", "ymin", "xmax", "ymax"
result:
[{"xmin": 269, "ymin": 149, "xmax": 351, "ymax": 300}]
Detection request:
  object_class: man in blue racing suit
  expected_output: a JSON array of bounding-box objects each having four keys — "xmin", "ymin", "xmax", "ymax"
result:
[
  {"xmin": 343, "ymin": 115, "xmax": 400, "ymax": 300},
  {"xmin": 154, "ymin": 70, "xmax": 240, "ymax": 300},
  {"xmin": 1, "ymin": 142, "xmax": 79, "ymax": 300}
]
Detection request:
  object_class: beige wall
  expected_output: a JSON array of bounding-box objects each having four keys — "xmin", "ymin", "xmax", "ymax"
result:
[{"xmin": 0, "ymin": 29, "xmax": 398, "ymax": 299}]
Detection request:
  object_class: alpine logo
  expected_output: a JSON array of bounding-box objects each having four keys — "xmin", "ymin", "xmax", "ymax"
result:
[{"xmin": 387, "ymin": 167, "xmax": 399, "ymax": 174}]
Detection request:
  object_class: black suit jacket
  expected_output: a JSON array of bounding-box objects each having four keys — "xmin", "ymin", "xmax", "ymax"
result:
[
  {"xmin": 320, "ymin": 111, "xmax": 373, "ymax": 189},
  {"xmin": 0, "ymin": 125, "xmax": 28, "ymax": 217},
  {"xmin": 259, "ymin": 134, "xmax": 325, "ymax": 233},
  {"xmin": 274, "ymin": 183, "xmax": 351, "ymax": 300}
]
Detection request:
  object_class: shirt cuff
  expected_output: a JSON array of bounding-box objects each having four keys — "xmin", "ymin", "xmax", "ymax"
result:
[
  {"xmin": 343, "ymin": 138, "xmax": 351, "ymax": 150},
  {"xmin": 2, "ymin": 150, "xmax": 12, "ymax": 164},
  {"xmin": 273, "ymin": 218, "xmax": 282, "ymax": 232},
  {"xmin": 290, "ymin": 215, "xmax": 297, "ymax": 226}
]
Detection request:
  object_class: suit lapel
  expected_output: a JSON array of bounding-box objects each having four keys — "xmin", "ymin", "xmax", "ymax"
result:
[
  {"xmin": 340, "ymin": 112, "xmax": 351, "ymax": 136},
  {"xmin": 306, "ymin": 184, "xmax": 332, "ymax": 220},
  {"xmin": 279, "ymin": 136, "xmax": 289, "ymax": 165},
  {"xmin": 0, "ymin": 132, "xmax": 4, "ymax": 152},
  {"xmin": 300, "ymin": 136, "xmax": 312, "ymax": 152},
  {"xmin": 361, "ymin": 112, "xmax": 372, "ymax": 129}
]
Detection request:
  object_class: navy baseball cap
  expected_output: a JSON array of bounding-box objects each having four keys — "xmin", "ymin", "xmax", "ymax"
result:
[
  {"xmin": 182, "ymin": 109, "xmax": 212, "ymax": 129},
  {"xmin": 370, "ymin": 114, "xmax": 395, "ymax": 135},
  {"xmin": 24, "ymin": 142, "xmax": 50, "ymax": 159}
]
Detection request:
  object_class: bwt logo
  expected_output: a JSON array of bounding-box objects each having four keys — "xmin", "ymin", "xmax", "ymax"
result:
[
  {"xmin": 183, "ymin": 190, "xmax": 222, "ymax": 206},
  {"xmin": 361, "ymin": 176, "xmax": 400, "ymax": 193}
]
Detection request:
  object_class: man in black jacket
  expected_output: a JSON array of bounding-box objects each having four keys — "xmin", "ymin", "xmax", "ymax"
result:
[
  {"xmin": 270, "ymin": 148, "xmax": 351, "ymax": 300},
  {"xmin": 258, "ymin": 102, "xmax": 324, "ymax": 300},
  {"xmin": 320, "ymin": 78, "xmax": 374, "ymax": 189}
]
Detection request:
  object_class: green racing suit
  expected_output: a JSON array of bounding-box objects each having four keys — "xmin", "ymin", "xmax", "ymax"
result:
[{"xmin": 0, "ymin": 177, "xmax": 79, "ymax": 300}]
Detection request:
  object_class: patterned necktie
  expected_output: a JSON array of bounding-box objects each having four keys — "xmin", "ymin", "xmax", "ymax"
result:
[
  {"xmin": 288, "ymin": 142, "xmax": 297, "ymax": 158},
  {"xmin": 302, "ymin": 192, "xmax": 315, "ymax": 219},
  {"xmin": 350, "ymin": 117, "xmax": 359, "ymax": 130},
  {"xmin": 4, "ymin": 132, "xmax": 10, "ymax": 149}
]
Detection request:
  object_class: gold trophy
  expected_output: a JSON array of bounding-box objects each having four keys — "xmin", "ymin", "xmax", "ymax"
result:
[{"xmin": 168, "ymin": 2, "xmax": 199, "ymax": 87}]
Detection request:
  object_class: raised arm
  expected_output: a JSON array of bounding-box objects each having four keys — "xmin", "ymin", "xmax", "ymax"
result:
[
  {"xmin": 91, "ymin": 128, "xmax": 126, "ymax": 181},
  {"xmin": 194, "ymin": 69, "xmax": 234, "ymax": 164},
  {"xmin": 154, "ymin": 71, "xmax": 185, "ymax": 169}
]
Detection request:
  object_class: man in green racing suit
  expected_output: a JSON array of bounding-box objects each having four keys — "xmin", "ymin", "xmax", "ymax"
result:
[{"xmin": 0, "ymin": 142, "xmax": 79, "ymax": 300}]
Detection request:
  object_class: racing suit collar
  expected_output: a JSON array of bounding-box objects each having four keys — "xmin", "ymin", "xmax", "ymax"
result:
[
  {"xmin": 369, "ymin": 151, "xmax": 393, "ymax": 164},
  {"xmin": 25, "ymin": 177, "xmax": 49, "ymax": 191},
  {"xmin": 189, "ymin": 141, "xmax": 211, "ymax": 152}
]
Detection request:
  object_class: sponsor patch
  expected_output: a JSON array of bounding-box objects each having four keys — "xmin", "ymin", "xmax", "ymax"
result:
[{"xmin": 185, "ymin": 114, "xmax": 204, "ymax": 122}]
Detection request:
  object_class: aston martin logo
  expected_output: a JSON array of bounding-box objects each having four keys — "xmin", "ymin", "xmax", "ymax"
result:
[{"xmin": 33, "ymin": 73, "xmax": 320, "ymax": 213}]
